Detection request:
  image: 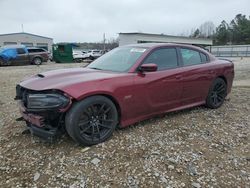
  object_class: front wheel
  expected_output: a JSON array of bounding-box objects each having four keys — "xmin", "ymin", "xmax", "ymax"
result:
[
  {"xmin": 206, "ymin": 78, "xmax": 227, "ymax": 109},
  {"xmin": 65, "ymin": 96, "xmax": 118, "ymax": 146},
  {"xmin": 0, "ymin": 58, "xmax": 4, "ymax": 66}
]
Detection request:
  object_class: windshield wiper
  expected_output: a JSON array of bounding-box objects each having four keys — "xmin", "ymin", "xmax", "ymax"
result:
[{"xmin": 89, "ymin": 67, "xmax": 103, "ymax": 70}]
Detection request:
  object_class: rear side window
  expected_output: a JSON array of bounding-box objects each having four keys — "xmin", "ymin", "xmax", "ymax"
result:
[
  {"xmin": 143, "ymin": 48, "xmax": 178, "ymax": 71},
  {"xmin": 28, "ymin": 49, "xmax": 45, "ymax": 53},
  {"xmin": 28, "ymin": 49, "xmax": 36, "ymax": 53},
  {"xmin": 181, "ymin": 48, "xmax": 206, "ymax": 66},
  {"xmin": 16, "ymin": 48, "xmax": 26, "ymax": 54},
  {"xmin": 36, "ymin": 49, "xmax": 44, "ymax": 52},
  {"xmin": 200, "ymin": 52, "xmax": 208, "ymax": 62}
]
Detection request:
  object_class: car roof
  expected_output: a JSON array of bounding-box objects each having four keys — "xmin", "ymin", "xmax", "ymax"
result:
[
  {"xmin": 123, "ymin": 42, "xmax": 210, "ymax": 54},
  {"xmin": 27, "ymin": 47, "xmax": 44, "ymax": 50},
  {"xmin": 1, "ymin": 44, "xmax": 26, "ymax": 49},
  {"xmin": 124, "ymin": 42, "xmax": 205, "ymax": 50}
]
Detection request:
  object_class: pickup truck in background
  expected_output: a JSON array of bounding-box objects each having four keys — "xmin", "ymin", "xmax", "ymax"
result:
[{"xmin": 0, "ymin": 45, "xmax": 49, "ymax": 66}]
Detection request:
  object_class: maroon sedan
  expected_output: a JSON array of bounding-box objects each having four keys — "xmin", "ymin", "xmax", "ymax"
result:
[{"xmin": 15, "ymin": 43, "xmax": 234, "ymax": 146}]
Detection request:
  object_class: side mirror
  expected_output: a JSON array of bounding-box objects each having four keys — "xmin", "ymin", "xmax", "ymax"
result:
[{"xmin": 139, "ymin": 63, "xmax": 158, "ymax": 72}]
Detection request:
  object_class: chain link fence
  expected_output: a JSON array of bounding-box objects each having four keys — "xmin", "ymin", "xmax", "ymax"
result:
[{"xmin": 209, "ymin": 45, "xmax": 250, "ymax": 57}]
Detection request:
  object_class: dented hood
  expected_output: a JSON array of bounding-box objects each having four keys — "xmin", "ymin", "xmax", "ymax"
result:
[{"xmin": 19, "ymin": 67, "xmax": 120, "ymax": 91}]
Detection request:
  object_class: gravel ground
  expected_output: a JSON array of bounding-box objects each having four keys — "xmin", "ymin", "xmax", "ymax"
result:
[{"xmin": 0, "ymin": 59, "xmax": 249, "ymax": 187}]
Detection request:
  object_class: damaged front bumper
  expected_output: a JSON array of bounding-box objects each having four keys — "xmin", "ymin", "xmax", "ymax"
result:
[
  {"xmin": 15, "ymin": 85, "xmax": 72, "ymax": 142},
  {"xmin": 18, "ymin": 101, "xmax": 64, "ymax": 141}
]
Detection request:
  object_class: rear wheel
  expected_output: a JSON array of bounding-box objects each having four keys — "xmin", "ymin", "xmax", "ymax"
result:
[
  {"xmin": 33, "ymin": 57, "xmax": 42, "ymax": 65},
  {"xmin": 206, "ymin": 78, "xmax": 227, "ymax": 109},
  {"xmin": 65, "ymin": 96, "xmax": 118, "ymax": 146}
]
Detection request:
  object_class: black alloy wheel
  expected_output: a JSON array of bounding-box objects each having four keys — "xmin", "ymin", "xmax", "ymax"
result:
[
  {"xmin": 65, "ymin": 96, "xmax": 118, "ymax": 146},
  {"xmin": 206, "ymin": 78, "xmax": 227, "ymax": 109}
]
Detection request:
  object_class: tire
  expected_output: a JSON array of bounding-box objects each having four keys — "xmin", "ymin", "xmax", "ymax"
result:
[
  {"xmin": 0, "ymin": 58, "xmax": 4, "ymax": 66},
  {"xmin": 65, "ymin": 96, "xmax": 118, "ymax": 146},
  {"xmin": 33, "ymin": 57, "xmax": 42, "ymax": 65},
  {"xmin": 206, "ymin": 78, "xmax": 227, "ymax": 109}
]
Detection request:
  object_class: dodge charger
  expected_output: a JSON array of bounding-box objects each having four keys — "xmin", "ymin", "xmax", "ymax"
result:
[{"xmin": 15, "ymin": 43, "xmax": 234, "ymax": 146}]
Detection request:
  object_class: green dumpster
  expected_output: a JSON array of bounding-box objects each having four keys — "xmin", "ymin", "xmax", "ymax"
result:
[{"xmin": 53, "ymin": 43, "xmax": 73, "ymax": 63}]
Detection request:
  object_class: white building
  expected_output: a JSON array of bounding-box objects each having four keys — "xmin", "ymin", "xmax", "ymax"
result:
[
  {"xmin": 0, "ymin": 32, "xmax": 53, "ymax": 52},
  {"xmin": 119, "ymin": 32, "xmax": 213, "ymax": 47}
]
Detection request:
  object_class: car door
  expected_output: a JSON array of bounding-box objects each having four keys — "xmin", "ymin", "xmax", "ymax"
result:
[
  {"xmin": 133, "ymin": 47, "xmax": 183, "ymax": 115},
  {"xmin": 12, "ymin": 48, "xmax": 29, "ymax": 65},
  {"xmin": 178, "ymin": 47, "xmax": 213, "ymax": 105}
]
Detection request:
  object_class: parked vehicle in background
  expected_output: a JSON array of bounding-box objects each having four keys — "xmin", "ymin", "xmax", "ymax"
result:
[
  {"xmin": 72, "ymin": 50, "xmax": 86, "ymax": 62},
  {"xmin": 15, "ymin": 43, "xmax": 234, "ymax": 146},
  {"xmin": 48, "ymin": 52, "xmax": 53, "ymax": 61},
  {"xmin": 27, "ymin": 47, "xmax": 49, "ymax": 65},
  {"xmin": 0, "ymin": 45, "xmax": 48, "ymax": 66},
  {"xmin": 82, "ymin": 49, "xmax": 103, "ymax": 60}
]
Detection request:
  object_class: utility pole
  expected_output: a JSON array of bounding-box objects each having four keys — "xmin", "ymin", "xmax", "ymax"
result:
[
  {"xmin": 21, "ymin": 24, "xmax": 24, "ymax": 32},
  {"xmin": 103, "ymin": 33, "xmax": 106, "ymax": 52}
]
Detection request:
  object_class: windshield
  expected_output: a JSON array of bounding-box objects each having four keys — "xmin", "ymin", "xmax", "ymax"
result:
[
  {"xmin": 0, "ymin": 47, "xmax": 5, "ymax": 53},
  {"xmin": 87, "ymin": 47, "xmax": 147, "ymax": 72}
]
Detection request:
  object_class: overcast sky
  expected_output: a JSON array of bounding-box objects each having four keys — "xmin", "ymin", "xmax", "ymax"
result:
[{"xmin": 0, "ymin": 0, "xmax": 249, "ymax": 43}]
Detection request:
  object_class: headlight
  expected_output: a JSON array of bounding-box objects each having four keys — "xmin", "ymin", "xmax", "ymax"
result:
[{"xmin": 27, "ymin": 93, "xmax": 69, "ymax": 109}]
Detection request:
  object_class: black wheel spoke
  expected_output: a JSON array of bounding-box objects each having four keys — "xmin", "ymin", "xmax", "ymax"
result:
[
  {"xmin": 217, "ymin": 88, "xmax": 225, "ymax": 94},
  {"xmin": 217, "ymin": 95, "xmax": 223, "ymax": 101},
  {"xmin": 98, "ymin": 123, "xmax": 112, "ymax": 129},
  {"xmin": 91, "ymin": 126, "xmax": 95, "ymax": 141},
  {"xmin": 80, "ymin": 124, "xmax": 92, "ymax": 134},
  {"xmin": 216, "ymin": 84, "xmax": 224, "ymax": 91},
  {"xmin": 84, "ymin": 109, "xmax": 92, "ymax": 118},
  {"xmin": 78, "ymin": 120, "xmax": 89, "ymax": 127},
  {"xmin": 214, "ymin": 96, "xmax": 219, "ymax": 105},
  {"xmin": 100, "ymin": 119, "xmax": 115, "ymax": 123},
  {"xmin": 98, "ymin": 103, "xmax": 106, "ymax": 115},
  {"xmin": 103, "ymin": 107, "xmax": 111, "ymax": 115},
  {"xmin": 90, "ymin": 105, "xmax": 97, "ymax": 115},
  {"xmin": 212, "ymin": 96, "xmax": 216, "ymax": 104},
  {"xmin": 96, "ymin": 125, "xmax": 101, "ymax": 140}
]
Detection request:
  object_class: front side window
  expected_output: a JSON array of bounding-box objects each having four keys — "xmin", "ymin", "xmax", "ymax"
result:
[
  {"xmin": 88, "ymin": 47, "xmax": 147, "ymax": 72},
  {"xmin": 143, "ymin": 48, "xmax": 178, "ymax": 71},
  {"xmin": 58, "ymin": 45, "xmax": 65, "ymax": 52},
  {"xmin": 16, "ymin": 48, "xmax": 26, "ymax": 54},
  {"xmin": 180, "ymin": 48, "xmax": 204, "ymax": 66}
]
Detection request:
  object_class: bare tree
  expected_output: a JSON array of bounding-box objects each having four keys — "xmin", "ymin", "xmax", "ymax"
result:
[{"xmin": 199, "ymin": 21, "xmax": 215, "ymax": 38}]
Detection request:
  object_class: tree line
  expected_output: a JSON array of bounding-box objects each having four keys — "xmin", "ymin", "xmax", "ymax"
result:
[
  {"xmin": 75, "ymin": 38, "xmax": 118, "ymax": 51},
  {"xmin": 191, "ymin": 14, "xmax": 250, "ymax": 45}
]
